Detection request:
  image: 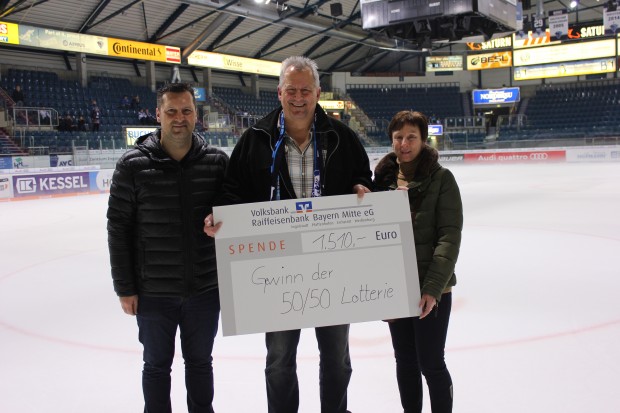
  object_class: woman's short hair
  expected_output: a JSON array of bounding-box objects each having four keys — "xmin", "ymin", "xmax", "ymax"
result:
[{"xmin": 388, "ymin": 110, "xmax": 429, "ymax": 142}]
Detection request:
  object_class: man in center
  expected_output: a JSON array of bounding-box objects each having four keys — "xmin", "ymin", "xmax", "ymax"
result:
[{"xmin": 204, "ymin": 56, "xmax": 372, "ymax": 412}]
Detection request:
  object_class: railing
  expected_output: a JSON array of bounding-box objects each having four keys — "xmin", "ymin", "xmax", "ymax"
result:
[
  {"xmin": 482, "ymin": 136, "xmax": 620, "ymax": 150},
  {"xmin": 26, "ymin": 146, "xmax": 49, "ymax": 155},
  {"xmin": 536, "ymin": 77, "xmax": 620, "ymax": 93},
  {"xmin": 2, "ymin": 135, "xmax": 618, "ymax": 169},
  {"xmin": 365, "ymin": 119, "xmax": 390, "ymax": 137},
  {"xmin": 6, "ymin": 106, "xmax": 59, "ymax": 129},
  {"xmin": 444, "ymin": 115, "xmax": 486, "ymax": 129},
  {"xmin": 234, "ymin": 114, "xmax": 262, "ymax": 134},
  {"xmin": 72, "ymin": 146, "xmax": 90, "ymax": 166},
  {"xmin": 203, "ymin": 111, "xmax": 234, "ymax": 132},
  {"xmin": 0, "ymin": 87, "xmax": 14, "ymax": 109},
  {"xmin": 497, "ymin": 114, "xmax": 527, "ymax": 131},
  {"xmin": 3, "ymin": 116, "xmax": 617, "ymax": 156},
  {"xmin": 347, "ymin": 82, "xmax": 460, "ymax": 90},
  {"xmin": 206, "ymin": 93, "xmax": 245, "ymax": 133}
]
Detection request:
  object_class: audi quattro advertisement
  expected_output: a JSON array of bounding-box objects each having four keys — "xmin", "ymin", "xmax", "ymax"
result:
[{"xmin": 464, "ymin": 150, "xmax": 566, "ymax": 163}]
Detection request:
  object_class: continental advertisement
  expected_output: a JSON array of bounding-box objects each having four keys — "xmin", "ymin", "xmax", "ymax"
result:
[
  {"xmin": 0, "ymin": 21, "xmax": 19, "ymax": 44},
  {"xmin": 1, "ymin": 20, "xmax": 180, "ymax": 63},
  {"xmin": 467, "ymin": 51, "xmax": 512, "ymax": 70},
  {"xmin": 187, "ymin": 50, "xmax": 281, "ymax": 76},
  {"xmin": 108, "ymin": 38, "xmax": 180, "ymax": 63}
]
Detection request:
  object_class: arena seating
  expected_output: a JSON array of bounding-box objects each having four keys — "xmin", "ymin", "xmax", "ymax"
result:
[
  {"xmin": 0, "ymin": 69, "xmax": 245, "ymax": 153},
  {"xmin": 212, "ymin": 86, "xmax": 279, "ymax": 117},
  {"xmin": 3, "ymin": 68, "xmax": 620, "ymax": 153},
  {"xmin": 0, "ymin": 69, "xmax": 159, "ymax": 151},
  {"xmin": 347, "ymin": 84, "xmax": 463, "ymax": 122},
  {"xmin": 0, "ymin": 128, "xmax": 26, "ymax": 155},
  {"xmin": 347, "ymin": 83, "xmax": 464, "ymax": 145},
  {"xmin": 498, "ymin": 80, "xmax": 620, "ymax": 141}
]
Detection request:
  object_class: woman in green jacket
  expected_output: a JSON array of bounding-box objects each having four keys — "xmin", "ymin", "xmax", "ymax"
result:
[{"xmin": 373, "ymin": 110, "xmax": 463, "ymax": 413}]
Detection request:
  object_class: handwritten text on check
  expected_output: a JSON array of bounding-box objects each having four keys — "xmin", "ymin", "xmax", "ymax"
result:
[{"xmin": 214, "ymin": 191, "xmax": 420, "ymax": 336}]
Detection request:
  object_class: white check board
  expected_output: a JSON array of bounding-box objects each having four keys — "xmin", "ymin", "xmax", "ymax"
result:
[{"xmin": 213, "ymin": 191, "xmax": 420, "ymax": 336}]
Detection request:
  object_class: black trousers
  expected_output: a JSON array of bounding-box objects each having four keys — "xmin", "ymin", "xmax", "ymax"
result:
[{"xmin": 388, "ymin": 293, "xmax": 453, "ymax": 413}]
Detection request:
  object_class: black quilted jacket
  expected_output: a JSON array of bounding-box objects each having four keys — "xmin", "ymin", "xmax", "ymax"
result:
[{"xmin": 107, "ymin": 131, "xmax": 228, "ymax": 297}]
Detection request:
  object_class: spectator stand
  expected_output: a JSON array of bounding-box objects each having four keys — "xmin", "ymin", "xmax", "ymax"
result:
[
  {"xmin": 346, "ymin": 82, "xmax": 464, "ymax": 147},
  {"xmin": 494, "ymin": 78, "xmax": 620, "ymax": 147},
  {"xmin": 0, "ymin": 68, "xmax": 166, "ymax": 154}
]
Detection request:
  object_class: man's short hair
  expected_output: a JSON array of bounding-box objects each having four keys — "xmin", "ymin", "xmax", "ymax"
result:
[
  {"xmin": 157, "ymin": 83, "xmax": 196, "ymax": 108},
  {"xmin": 279, "ymin": 56, "xmax": 320, "ymax": 89}
]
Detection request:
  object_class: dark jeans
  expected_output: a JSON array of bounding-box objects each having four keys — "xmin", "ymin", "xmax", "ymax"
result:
[
  {"xmin": 265, "ymin": 325, "xmax": 352, "ymax": 413},
  {"xmin": 137, "ymin": 289, "xmax": 220, "ymax": 413},
  {"xmin": 388, "ymin": 293, "xmax": 453, "ymax": 413}
]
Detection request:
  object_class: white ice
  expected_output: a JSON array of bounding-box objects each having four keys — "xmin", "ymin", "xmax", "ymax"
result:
[{"xmin": 1, "ymin": 162, "xmax": 619, "ymax": 412}]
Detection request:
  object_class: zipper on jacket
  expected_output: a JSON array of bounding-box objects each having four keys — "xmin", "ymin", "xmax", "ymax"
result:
[
  {"xmin": 318, "ymin": 129, "xmax": 338, "ymax": 194},
  {"xmin": 178, "ymin": 166, "xmax": 193, "ymax": 297}
]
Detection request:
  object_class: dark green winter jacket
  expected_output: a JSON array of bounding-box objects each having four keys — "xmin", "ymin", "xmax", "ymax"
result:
[{"xmin": 373, "ymin": 145, "xmax": 463, "ymax": 301}]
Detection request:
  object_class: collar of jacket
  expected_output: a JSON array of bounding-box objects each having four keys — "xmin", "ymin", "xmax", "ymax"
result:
[
  {"xmin": 135, "ymin": 130, "xmax": 208, "ymax": 163},
  {"xmin": 252, "ymin": 104, "xmax": 335, "ymax": 150},
  {"xmin": 374, "ymin": 144, "xmax": 440, "ymax": 189}
]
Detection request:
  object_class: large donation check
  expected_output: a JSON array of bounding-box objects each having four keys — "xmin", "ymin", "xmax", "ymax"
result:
[{"xmin": 213, "ymin": 191, "xmax": 420, "ymax": 336}]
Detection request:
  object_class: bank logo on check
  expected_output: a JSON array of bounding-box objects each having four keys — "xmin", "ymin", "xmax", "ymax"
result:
[{"xmin": 296, "ymin": 201, "xmax": 313, "ymax": 213}]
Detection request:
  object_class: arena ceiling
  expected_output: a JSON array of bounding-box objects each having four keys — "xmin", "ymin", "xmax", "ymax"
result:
[{"xmin": 0, "ymin": 0, "xmax": 611, "ymax": 75}]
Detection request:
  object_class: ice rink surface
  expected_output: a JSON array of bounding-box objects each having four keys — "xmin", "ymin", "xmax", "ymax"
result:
[{"xmin": 1, "ymin": 162, "xmax": 619, "ymax": 412}]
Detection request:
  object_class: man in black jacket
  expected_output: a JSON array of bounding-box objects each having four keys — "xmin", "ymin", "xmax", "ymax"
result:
[
  {"xmin": 107, "ymin": 83, "xmax": 228, "ymax": 413},
  {"xmin": 204, "ymin": 56, "xmax": 372, "ymax": 413}
]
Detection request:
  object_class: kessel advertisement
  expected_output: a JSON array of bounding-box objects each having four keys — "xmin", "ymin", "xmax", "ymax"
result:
[{"xmin": 12, "ymin": 172, "xmax": 91, "ymax": 198}]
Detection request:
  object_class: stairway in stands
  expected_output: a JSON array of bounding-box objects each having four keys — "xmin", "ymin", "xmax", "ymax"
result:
[{"xmin": 0, "ymin": 128, "xmax": 27, "ymax": 155}]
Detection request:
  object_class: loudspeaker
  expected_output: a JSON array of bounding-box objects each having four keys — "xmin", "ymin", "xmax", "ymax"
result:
[
  {"xmin": 330, "ymin": 3, "xmax": 343, "ymax": 17},
  {"xmin": 522, "ymin": 0, "xmax": 532, "ymax": 10}
]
